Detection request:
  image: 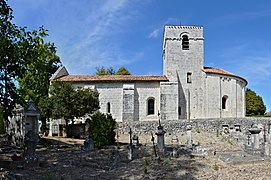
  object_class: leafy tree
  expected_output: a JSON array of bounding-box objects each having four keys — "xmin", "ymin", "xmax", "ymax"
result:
[
  {"xmin": 0, "ymin": 0, "xmax": 25, "ymax": 125},
  {"xmin": 95, "ymin": 66, "xmax": 131, "ymax": 75},
  {"xmin": 89, "ymin": 112, "xmax": 116, "ymax": 148},
  {"xmin": 246, "ymin": 88, "xmax": 266, "ymax": 116},
  {"xmin": 116, "ymin": 67, "xmax": 131, "ymax": 75},
  {"xmin": 49, "ymin": 81, "xmax": 99, "ymax": 126},
  {"xmin": 38, "ymin": 96, "xmax": 53, "ymax": 131},
  {"xmin": 17, "ymin": 27, "xmax": 61, "ymax": 131},
  {"xmin": 95, "ymin": 66, "xmax": 115, "ymax": 75}
]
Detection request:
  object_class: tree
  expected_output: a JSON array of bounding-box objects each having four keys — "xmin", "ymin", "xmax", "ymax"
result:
[
  {"xmin": 89, "ymin": 112, "xmax": 116, "ymax": 148},
  {"xmin": 95, "ymin": 66, "xmax": 115, "ymax": 75},
  {"xmin": 0, "ymin": 0, "xmax": 25, "ymax": 125},
  {"xmin": 116, "ymin": 67, "xmax": 131, "ymax": 75},
  {"xmin": 95, "ymin": 66, "xmax": 131, "ymax": 75},
  {"xmin": 17, "ymin": 27, "xmax": 61, "ymax": 131},
  {"xmin": 246, "ymin": 88, "xmax": 266, "ymax": 116},
  {"xmin": 49, "ymin": 81, "xmax": 99, "ymax": 125}
]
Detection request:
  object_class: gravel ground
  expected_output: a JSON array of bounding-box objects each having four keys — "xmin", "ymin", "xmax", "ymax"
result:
[{"xmin": 1, "ymin": 129, "xmax": 271, "ymax": 179}]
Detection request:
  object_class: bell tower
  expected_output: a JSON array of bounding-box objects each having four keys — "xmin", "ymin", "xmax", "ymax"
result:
[{"xmin": 162, "ymin": 26, "xmax": 205, "ymax": 119}]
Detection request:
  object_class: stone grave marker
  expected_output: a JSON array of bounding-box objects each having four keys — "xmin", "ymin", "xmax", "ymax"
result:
[{"xmin": 23, "ymin": 130, "xmax": 39, "ymax": 160}]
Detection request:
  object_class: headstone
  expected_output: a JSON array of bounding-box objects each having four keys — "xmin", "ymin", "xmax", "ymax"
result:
[
  {"xmin": 84, "ymin": 137, "xmax": 94, "ymax": 151},
  {"xmin": 156, "ymin": 126, "xmax": 166, "ymax": 153},
  {"xmin": 186, "ymin": 124, "xmax": 192, "ymax": 148},
  {"xmin": 248, "ymin": 125, "xmax": 261, "ymax": 149},
  {"xmin": 264, "ymin": 142, "xmax": 269, "ymax": 156},
  {"xmin": 85, "ymin": 118, "xmax": 91, "ymax": 138},
  {"xmin": 23, "ymin": 130, "xmax": 39, "ymax": 160}
]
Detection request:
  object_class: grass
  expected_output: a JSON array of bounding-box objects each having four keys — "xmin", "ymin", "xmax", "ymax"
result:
[{"xmin": 213, "ymin": 163, "xmax": 219, "ymax": 171}]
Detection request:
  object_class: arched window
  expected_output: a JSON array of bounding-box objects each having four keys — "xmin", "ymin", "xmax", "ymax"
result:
[
  {"xmin": 222, "ymin": 95, "xmax": 228, "ymax": 110},
  {"xmin": 147, "ymin": 98, "xmax": 155, "ymax": 115},
  {"xmin": 182, "ymin": 35, "xmax": 189, "ymax": 50},
  {"xmin": 107, "ymin": 102, "xmax": 111, "ymax": 113}
]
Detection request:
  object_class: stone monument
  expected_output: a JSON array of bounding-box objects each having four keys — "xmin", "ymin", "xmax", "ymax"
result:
[
  {"xmin": 186, "ymin": 124, "xmax": 193, "ymax": 148},
  {"xmin": 156, "ymin": 111, "xmax": 166, "ymax": 154}
]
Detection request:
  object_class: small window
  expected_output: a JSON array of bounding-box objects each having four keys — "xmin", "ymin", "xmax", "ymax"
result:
[
  {"xmin": 178, "ymin": 106, "xmax": 181, "ymax": 115},
  {"xmin": 182, "ymin": 35, "xmax": 189, "ymax": 50},
  {"xmin": 107, "ymin": 102, "xmax": 111, "ymax": 113},
  {"xmin": 222, "ymin": 95, "xmax": 228, "ymax": 110},
  {"xmin": 147, "ymin": 98, "xmax": 155, "ymax": 115},
  {"xmin": 187, "ymin": 72, "xmax": 192, "ymax": 83}
]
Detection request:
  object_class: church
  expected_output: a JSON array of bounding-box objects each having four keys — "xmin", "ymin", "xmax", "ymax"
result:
[{"xmin": 50, "ymin": 25, "xmax": 247, "ymax": 123}]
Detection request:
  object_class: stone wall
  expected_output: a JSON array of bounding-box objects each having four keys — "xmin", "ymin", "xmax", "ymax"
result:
[
  {"xmin": 74, "ymin": 81, "xmax": 161, "ymax": 122},
  {"xmin": 117, "ymin": 117, "xmax": 271, "ymax": 134}
]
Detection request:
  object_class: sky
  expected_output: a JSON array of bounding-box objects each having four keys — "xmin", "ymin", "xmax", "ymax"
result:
[{"xmin": 8, "ymin": 0, "xmax": 271, "ymax": 112}]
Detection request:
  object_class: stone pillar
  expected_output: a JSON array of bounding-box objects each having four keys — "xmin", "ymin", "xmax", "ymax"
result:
[
  {"xmin": 264, "ymin": 142, "xmax": 270, "ymax": 156},
  {"xmin": 156, "ymin": 126, "xmax": 166, "ymax": 153},
  {"xmin": 186, "ymin": 124, "xmax": 192, "ymax": 148},
  {"xmin": 249, "ymin": 125, "xmax": 261, "ymax": 149}
]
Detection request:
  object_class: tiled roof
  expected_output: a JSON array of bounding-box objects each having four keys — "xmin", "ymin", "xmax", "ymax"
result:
[
  {"xmin": 203, "ymin": 67, "xmax": 247, "ymax": 84},
  {"xmin": 55, "ymin": 75, "xmax": 168, "ymax": 82}
]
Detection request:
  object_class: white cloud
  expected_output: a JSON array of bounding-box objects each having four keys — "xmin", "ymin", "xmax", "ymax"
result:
[
  {"xmin": 44, "ymin": 0, "xmax": 148, "ymax": 74},
  {"xmin": 148, "ymin": 29, "xmax": 160, "ymax": 38}
]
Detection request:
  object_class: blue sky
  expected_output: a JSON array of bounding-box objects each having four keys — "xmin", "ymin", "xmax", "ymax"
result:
[{"xmin": 9, "ymin": 0, "xmax": 271, "ymax": 112}]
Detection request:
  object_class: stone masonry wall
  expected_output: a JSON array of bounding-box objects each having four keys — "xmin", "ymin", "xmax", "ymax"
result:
[{"xmin": 117, "ymin": 117, "xmax": 271, "ymax": 134}]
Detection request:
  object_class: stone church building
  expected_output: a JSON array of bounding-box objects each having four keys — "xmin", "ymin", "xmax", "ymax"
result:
[{"xmin": 50, "ymin": 25, "xmax": 247, "ymax": 123}]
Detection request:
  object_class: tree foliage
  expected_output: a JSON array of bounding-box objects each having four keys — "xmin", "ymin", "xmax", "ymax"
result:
[
  {"xmin": 18, "ymin": 27, "xmax": 61, "ymax": 105},
  {"xmin": 1, "ymin": 0, "xmax": 61, "ymax": 130},
  {"xmin": 95, "ymin": 66, "xmax": 115, "ymax": 75},
  {"xmin": 0, "ymin": 0, "xmax": 24, "ymax": 122},
  {"xmin": 116, "ymin": 66, "xmax": 131, "ymax": 75},
  {"xmin": 17, "ymin": 27, "xmax": 61, "ymax": 131},
  {"xmin": 246, "ymin": 88, "xmax": 266, "ymax": 116},
  {"xmin": 89, "ymin": 112, "xmax": 116, "ymax": 149},
  {"xmin": 49, "ymin": 82, "xmax": 100, "ymax": 123},
  {"xmin": 95, "ymin": 66, "xmax": 131, "ymax": 75}
]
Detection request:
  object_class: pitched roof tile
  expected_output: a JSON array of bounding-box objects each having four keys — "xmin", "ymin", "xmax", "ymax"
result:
[
  {"xmin": 55, "ymin": 75, "xmax": 168, "ymax": 82},
  {"xmin": 203, "ymin": 67, "xmax": 247, "ymax": 84}
]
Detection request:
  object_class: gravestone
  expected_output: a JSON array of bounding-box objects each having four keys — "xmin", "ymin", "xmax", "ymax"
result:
[
  {"xmin": 155, "ymin": 111, "xmax": 166, "ymax": 154},
  {"xmin": 84, "ymin": 137, "xmax": 94, "ymax": 151},
  {"xmin": 23, "ymin": 130, "xmax": 39, "ymax": 160},
  {"xmin": 248, "ymin": 125, "xmax": 261, "ymax": 149},
  {"xmin": 186, "ymin": 124, "xmax": 192, "ymax": 148}
]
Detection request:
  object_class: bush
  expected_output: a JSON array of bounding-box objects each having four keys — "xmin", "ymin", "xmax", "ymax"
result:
[{"xmin": 89, "ymin": 112, "xmax": 116, "ymax": 149}]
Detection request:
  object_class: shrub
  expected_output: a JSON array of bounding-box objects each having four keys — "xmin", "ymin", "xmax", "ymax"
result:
[{"xmin": 89, "ymin": 112, "xmax": 116, "ymax": 149}]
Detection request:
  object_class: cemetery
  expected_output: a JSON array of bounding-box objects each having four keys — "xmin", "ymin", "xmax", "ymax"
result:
[{"xmin": 1, "ymin": 115, "xmax": 271, "ymax": 179}]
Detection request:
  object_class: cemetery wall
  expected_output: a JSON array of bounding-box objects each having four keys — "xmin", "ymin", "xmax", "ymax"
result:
[{"xmin": 117, "ymin": 117, "xmax": 271, "ymax": 134}]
